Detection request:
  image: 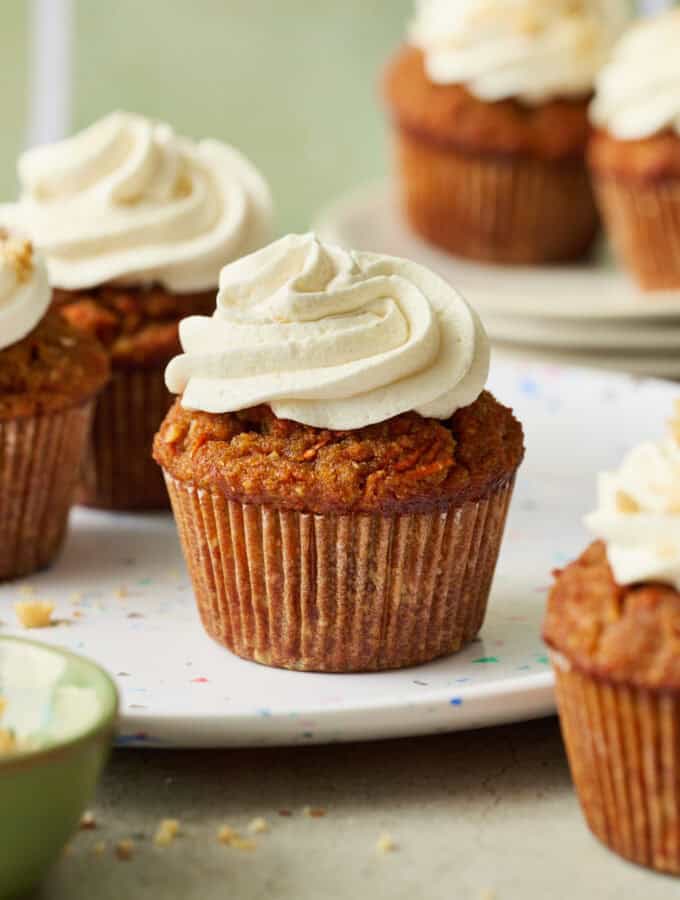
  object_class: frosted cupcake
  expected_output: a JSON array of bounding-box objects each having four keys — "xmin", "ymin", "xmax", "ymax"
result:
[
  {"xmin": 590, "ymin": 11, "xmax": 680, "ymax": 290},
  {"xmin": 11, "ymin": 112, "xmax": 272, "ymax": 509},
  {"xmin": 545, "ymin": 404, "xmax": 680, "ymax": 873},
  {"xmin": 154, "ymin": 234, "xmax": 524, "ymax": 672},
  {"xmin": 0, "ymin": 228, "xmax": 109, "ymax": 579},
  {"xmin": 384, "ymin": 0, "xmax": 628, "ymax": 264}
]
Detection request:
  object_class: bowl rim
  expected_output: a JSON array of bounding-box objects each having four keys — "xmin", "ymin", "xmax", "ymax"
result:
[{"xmin": 0, "ymin": 635, "xmax": 119, "ymax": 772}]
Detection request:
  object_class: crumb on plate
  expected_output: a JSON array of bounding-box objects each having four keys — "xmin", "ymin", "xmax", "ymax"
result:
[
  {"xmin": 376, "ymin": 833, "xmax": 397, "ymax": 854},
  {"xmin": 115, "ymin": 839, "xmax": 134, "ymax": 861},
  {"xmin": 154, "ymin": 818, "xmax": 180, "ymax": 847},
  {"xmin": 14, "ymin": 599, "xmax": 55, "ymax": 629}
]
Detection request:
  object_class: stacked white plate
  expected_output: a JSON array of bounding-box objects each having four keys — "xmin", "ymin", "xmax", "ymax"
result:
[{"xmin": 316, "ymin": 181, "xmax": 680, "ymax": 380}]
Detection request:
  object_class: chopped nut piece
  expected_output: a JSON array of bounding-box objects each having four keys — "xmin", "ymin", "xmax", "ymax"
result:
[
  {"xmin": 615, "ymin": 491, "xmax": 640, "ymax": 514},
  {"xmin": 1, "ymin": 235, "xmax": 34, "ymax": 283},
  {"xmin": 303, "ymin": 806, "xmax": 326, "ymax": 818},
  {"xmin": 217, "ymin": 825, "xmax": 237, "ymax": 845},
  {"xmin": 80, "ymin": 811, "xmax": 97, "ymax": 830},
  {"xmin": 248, "ymin": 817, "xmax": 270, "ymax": 835},
  {"xmin": 14, "ymin": 600, "xmax": 55, "ymax": 629},
  {"xmin": 154, "ymin": 819, "xmax": 180, "ymax": 847},
  {"xmin": 376, "ymin": 833, "xmax": 397, "ymax": 854},
  {"xmin": 115, "ymin": 839, "xmax": 134, "ymax": 861},
  {"xmin": 164, "ymin": 423, "xmax": 186, "ymax": 446}
]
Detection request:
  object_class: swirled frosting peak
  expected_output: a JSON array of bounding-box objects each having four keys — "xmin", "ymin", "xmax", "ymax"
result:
[
  {"xmin": 14, "ymin": 111, "xmax": 273, "ymax": 293},
  {"xmin": 165, "ymin": 234, "xmax": 490, "ymax": 430},
  {"xmin": 410, "ymin": 0, "xmax": 629, "ymax": 104},
  {"xmin": 0, "ymin": 227, "xmax": 50, "ymax": 351},
  {"xmin": 590, "ymin": 10, "xmax": 680, "ymax": 140},
  {"xmin": 585, "ymin": 407, "xmax": 680, "ymax": 589}
]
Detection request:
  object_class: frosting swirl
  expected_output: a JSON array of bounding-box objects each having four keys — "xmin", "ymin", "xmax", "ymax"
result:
[
  {"xmin": 13, "ymin": 111, "xmax": 272, "ymax": 293},
  {"xmin": 410, "ymin": 0, "xmax": 629, "ymax": 104},
  {"xmin": 585, "ymin": 412, "xmax": 680, "ymax": 590},
  {"xmin": 165, "ymin": 233, "xmax": 490, "ymax": 430},
  {"xmin": 0, "ymin": 228, "xmax": 50, "ymax": 351},
  {"xmin": 590, "ymin": 10, "xmax": 680, "ymax": 140}
]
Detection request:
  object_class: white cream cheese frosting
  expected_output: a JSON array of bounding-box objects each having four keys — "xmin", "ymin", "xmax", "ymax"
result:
[
  {"xmin": 590, "ymin": 10, "xmax": 680, "ymax": 140},
  {"xmin": 12, "ymin": 111, "xmax": 273, "ymax": 293},
  {"xmin": 585, "ymin": 414, "xmax": 680, "ymax": 589},
  {"xmin": 0, "ymin": 228, "xmax": 51, "ymax": 351},
  {"xmin": 410, "ymin": 0, "xmax": 629, "ymax": 104},
  {"xmin": 165, "ymin": 233, "xmax": 490, "ymax": 430}
]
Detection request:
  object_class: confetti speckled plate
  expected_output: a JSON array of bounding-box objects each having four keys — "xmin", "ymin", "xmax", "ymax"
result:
[{"xmin": 0, "ymin": 361, "xmax": 674, "ymax": 748}]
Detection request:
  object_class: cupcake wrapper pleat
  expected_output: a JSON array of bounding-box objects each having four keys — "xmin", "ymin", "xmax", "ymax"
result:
[
  {"xmin": 554, "ymin": 660, "xmax": 680, "ymax": 875},
  {"xmin": 396, "ymin": 130, "xmax": 598, "ymax": 264},
  {"xmin": 80, "ymin": 366, "xmax": 172, "ymax": 511},
  {"xmin": 0, "ymin": 403, "xmax": 95, "ymax": 581},
  {"xmin": 594, "ymin": 176, "xmax": 680, "ymax": 291},
  {"xmin": 165, "ymin": 473, "xmax": 515, "ymax": 672}
]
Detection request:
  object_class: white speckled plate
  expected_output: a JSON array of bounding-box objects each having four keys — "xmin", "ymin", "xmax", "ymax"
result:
[{"xmin": 0, "ymin": 360, "xmax": 675, "ymax": 748}]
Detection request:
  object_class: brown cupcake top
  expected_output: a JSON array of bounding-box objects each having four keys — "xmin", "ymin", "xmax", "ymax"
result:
[
  {"xmin": 383, "ymin": 46, "xmax": 592, "ymax": 162},
  {"xmin": 153, "ymin": 390, "xmax": 523, "ymax": 515},
  {"xmin": 544, "ymin": 541, "xmax": 680, "ymax": 690},
  {"xmin": 53, "ymin": 284, "xmax": 215, "ymax": 370},
  {"xmin": 588, "ymin": 128, "xmax": 680, "ymax": 184},
  {"xmin": 0, "ymin": 310, "xmax": 110, "ymax": 420}
]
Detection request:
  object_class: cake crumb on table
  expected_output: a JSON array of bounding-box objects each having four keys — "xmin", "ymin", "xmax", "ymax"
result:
[
  {"xmin": 80, "ymin": 811, "xmax": 96, "ymax": 830},
  {"xmin": 376, "ymin": 833, "xmax": 397, "ymax": 854},
  {"xmin": 303, "ymin": 806, "xmax": 326, "ymax": 819},
  {"xmin": 14, "ymin": 600, "xmax": 54, "ymax": 629},
  {"xmin": 115, "ymin": 839, "xmax": 134, "ymax": 861},
  {"xmin": 248, "ymin": 817, "xmax": 270, "ymax": 834},
  {"xmin": 153, "ymin": 818, "xmax": 180, "ymax": 847},
  {"xmin": 217, "ymin": 826, "xmax": 256, "ymax": 851}
]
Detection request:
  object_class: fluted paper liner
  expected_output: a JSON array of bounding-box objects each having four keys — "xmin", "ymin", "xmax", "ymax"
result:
[
  {"xmin": 553, "ymin": 656, "xmax": 680, "ymax": 875},
  {"xmin": 80, "ymin": 366, "xmax": 172, "ymax": 510},
  {"xmin": 594, "ymin": 176, "xmax": 680, "ymax": 291},
  {"xmin": 0, "ymin": 402, "xmax": 95, "ymax": 581},
  {"xmin": 164, "ymin": 473, "xmax": 515, "ymax": 672},
  {"xmin": 396, "ymin": 130, "xmax": 598, "ymax": 265}
]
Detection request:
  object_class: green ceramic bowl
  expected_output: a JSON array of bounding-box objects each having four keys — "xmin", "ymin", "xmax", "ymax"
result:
[{"xmin": 0, "ymin": 637, "xmax": 118, "ymax": 899}]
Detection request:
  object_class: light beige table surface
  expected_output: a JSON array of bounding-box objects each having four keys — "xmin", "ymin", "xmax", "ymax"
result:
[{"xmin": 36, "ymin": 717, "xmax": 678, "ymax": 900}]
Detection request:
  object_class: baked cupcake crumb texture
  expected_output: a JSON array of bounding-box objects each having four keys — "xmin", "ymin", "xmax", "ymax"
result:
[{"xmin": 154, "ymin": 391, "xmax": 523, "ymax": 515}]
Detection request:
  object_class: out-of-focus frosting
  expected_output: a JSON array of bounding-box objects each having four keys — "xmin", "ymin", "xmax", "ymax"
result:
[
  {"xmin": 585, "ymin": 415, "xmax": 680, "ymax": 589},
  {"xmin": 590, "ymin": 10, "xmax": 680, "ymax": 140},
  {"xmin": 0, "ymin": 228, "xmax": 50, "ymax": 351},
  {"xmin": 165, "ymin": 233, "xmax": 490, "ymax": 430},
  {"xmin": 410, "ymin": 0, "xmax": 629, "ymax": 104},
  {"xmin": 12, "ymin": 111, "xmax": 273, "ymax": 293}
]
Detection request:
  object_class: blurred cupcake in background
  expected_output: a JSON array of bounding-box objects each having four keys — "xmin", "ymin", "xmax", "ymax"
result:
[
  {"xmin": 154, "ymin": 233, "xmax": 524, "ymax": 673},
  {"xmin": 544, "ymin": 403, "xmax": 680, "ymax": 874},
  {"xmin": 590, "ymin": 10, "xmax": 680, "ymax": 291},
  {"xmin": 384, "ymin": 0, "xmax": 629, "ymax": 264},
  {"xmin": 0, "ymin": 227, "xmax": 109, "ymax": 580},
  {"xmin": 11, "ymin": 112, "xmax": 272, "ymax": 510}
]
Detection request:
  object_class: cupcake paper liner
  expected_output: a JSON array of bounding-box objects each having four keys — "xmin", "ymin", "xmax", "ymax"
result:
[
  {"xmin": 164, "ymin": 472, "xmax": 515, "ymax": 672},
  {"xmin": 396, "ymin": 129, "xmax": 598, "ymax": 265},
  {"xmin": 0, "ymin": 402, "xmax": 95, "ymax": 581},
  {"xmin": 553, "ymin": 655, "xmax": 680, "ymax": 875},
  {"xmin": 594, "ymin": 176, "xmax": 680, "ymax": 291},
  {"xmin": 80, "ymin": 366, "xmax": 172, "ymax": 511}
]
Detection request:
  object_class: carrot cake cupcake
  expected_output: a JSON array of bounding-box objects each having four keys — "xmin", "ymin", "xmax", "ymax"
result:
[
  {"xmin": 0, "ymin": 227, "xmax": 109, "ymax": 580},
  {"xmin": 589, "ymin": 10, "xmax": 680, "ymax": 290},
  {"xmin": 544, "ymin": 403, "xmax": 680, "ymax": 874},
  {"xmin": 384, "ymin": 0, "xmax": 628, "ymax": 264},
  {"xmin": 154, "ymin": 233, "xmax": 524, "ymax": 672},
  {"xmin": 10, "ymin": 111, "xmax": 272, "ymax": 509}
]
